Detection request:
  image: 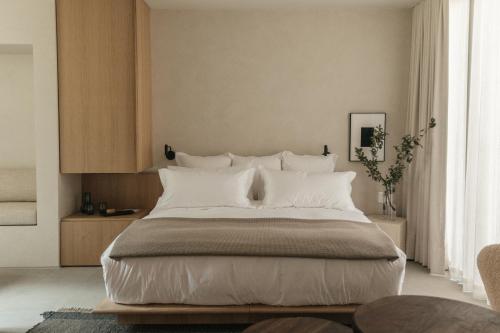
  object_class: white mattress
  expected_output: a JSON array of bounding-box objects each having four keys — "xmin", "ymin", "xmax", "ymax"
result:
[{"xmin": 102, "ymin": 206, "xmax": 406, "ymax": 306}]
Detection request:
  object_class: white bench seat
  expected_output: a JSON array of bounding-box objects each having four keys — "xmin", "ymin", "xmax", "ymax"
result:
[
  {"xmin": 0, "ymin": 168, "xmax": 37, "ymax": 226},
  {"xmin": 0, "ymin": 202, "xmax": 37, "ymax": 226}
]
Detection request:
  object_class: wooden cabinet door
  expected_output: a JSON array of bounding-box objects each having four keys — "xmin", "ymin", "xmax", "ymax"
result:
[
  {"xmin": 57, "ymin": 0, "xmax": 152, "ymax": 173},
  {"xmin": 61, "ymin": 221, "xmax": 103, "ymax": 266},
  {"xmin": 60, "ymin": 220, "xmax": 132, "ymax": 266}
]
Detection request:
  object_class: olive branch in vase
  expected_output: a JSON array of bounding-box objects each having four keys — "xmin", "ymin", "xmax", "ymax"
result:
[{"xmin": 354, "ymin": 118, "xmax": 436, "ymax": 216}]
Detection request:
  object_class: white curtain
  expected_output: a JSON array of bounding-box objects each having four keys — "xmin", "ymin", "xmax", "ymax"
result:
[
  {"xmin": 405, "ymin": 0, "xmax": 448, "ymax": 275},
  {"xmin": 446, "ymin": 0, "xmax": 500, "ymax": 299}
]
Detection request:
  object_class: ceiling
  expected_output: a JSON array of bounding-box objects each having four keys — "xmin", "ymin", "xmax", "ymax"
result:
[{"xmin": 146, "ymin": 0, "xmax": 421, "ymax": 10}]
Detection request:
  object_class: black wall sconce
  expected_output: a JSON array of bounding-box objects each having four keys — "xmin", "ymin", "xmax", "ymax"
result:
[
  {"xmin": 322, "ymin": 145, "xmax": 331, "ymax": 156},
  {"xmin": 165, "ymin": 145, "xmax": 327, "ymax": 159},
  {"xmin": 164, "ymin": 145, "xmax": 176, "ymax": 160}
]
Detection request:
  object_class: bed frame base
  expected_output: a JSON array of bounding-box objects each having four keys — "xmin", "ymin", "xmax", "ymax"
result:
[{"xmin": 94, "ymin": 298, "xmax": 358, "ymax": 325}]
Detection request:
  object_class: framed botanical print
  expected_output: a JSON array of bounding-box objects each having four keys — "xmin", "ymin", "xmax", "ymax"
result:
[{"xmin": 349, "ymin": 112, "xmax": 386, "ymax": 162}]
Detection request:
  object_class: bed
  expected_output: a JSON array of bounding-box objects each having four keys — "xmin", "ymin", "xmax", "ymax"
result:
[
  {"xmin": 102, "ymin": 205, "xmax": 405, "ymax": 306},
  {"xmin": 98, "ymin": 157, "xmax": 406, "ymax": 323}
]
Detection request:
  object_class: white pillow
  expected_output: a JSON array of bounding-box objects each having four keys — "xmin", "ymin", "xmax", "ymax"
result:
[
  {"xmin": 168, "ymin": 165, "xmax": 243, "ymax": 172},
  {"xmin": 168, "ymin": 165, "xmax": 253, "ymax": 199},
  {"xmin": 176, "ymin": 152, "xmax": 231, "ymax": 169},
  {"xmin": 282, "ymin": 151, "xmax": 338, "ymax": 173},
  {"xmin": 228, "ymin": 153, "xmax": 282, "ymax": 200},
  {"xmin": 157, "ymin": 167, "xmax": 255, "ymax": 208},
  {"xmin": 261, "ymin": 168, "xmax": 357, "ymax": 210}
]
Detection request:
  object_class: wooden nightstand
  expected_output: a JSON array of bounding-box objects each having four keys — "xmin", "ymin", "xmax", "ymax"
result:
[
  {"xmin": 60, "ymin": 210, "xmax": 147, "ymax": 266},
  {"xmin": 367, "ymin": 214, "xmax": 407, "ymax": 251}
]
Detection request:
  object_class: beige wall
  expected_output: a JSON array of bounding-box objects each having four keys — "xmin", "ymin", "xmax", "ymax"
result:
[
  {"xmin": 0, "ymin": 52, "xmax": 35, "ymax": 168},
  {"xmin": 151, "ymin": 8, "xmax": 411, "ymax": 213},
  {"xmin": 0, "ymin": 0, "xmax": 80, "ymax": 267}
]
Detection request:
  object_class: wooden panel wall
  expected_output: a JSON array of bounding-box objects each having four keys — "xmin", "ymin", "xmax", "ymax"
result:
[
  {"xmin": 135, "ymin": 0, "xmax": 153, "ymax": 171},
  {"xmin": 82, "ymin": 173, "xmax": 162, "ymax": 210}
]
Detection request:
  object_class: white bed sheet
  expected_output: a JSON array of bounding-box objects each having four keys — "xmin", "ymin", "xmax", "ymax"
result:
[
  {"xmin": 102, "ymin": 206, "xmax": 406, "ymax": 306},
  {"xmin": 145, "ymin": 203, "xmax": 370, "ymax": 222}
]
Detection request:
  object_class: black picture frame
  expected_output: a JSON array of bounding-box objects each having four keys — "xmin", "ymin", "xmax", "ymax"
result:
[{"xmin": 349, "ymin": 112, "xmax": 386, "ymax": 162}]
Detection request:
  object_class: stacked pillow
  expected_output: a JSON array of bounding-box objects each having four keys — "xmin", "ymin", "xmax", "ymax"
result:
[
  {"xmin": 281, "ymin": 151, "xmax": 338, "ymax": 173},
  {"xmin": 228, "ymin": 153, "xmax": 282, "ymax": 200},
  {"xmin": 157, "ymin": 151, "xmax": 357, "ymax": 211},
  {"xmin": 175, "ymin": 152, "xmax": 231, "ymax": 169},
  {"xmin": 158, "ymin": 167, "xmax": 255, "ymax": 208},
  {"xmin": 261, "ymin": 169, "xmax": 356, "ymax": 210}
]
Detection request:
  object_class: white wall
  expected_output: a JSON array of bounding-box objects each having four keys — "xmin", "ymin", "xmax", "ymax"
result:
[
  {"xmin": 0, "ymin": 0, "xmax": 80, "ymax": 267},
  {"xmin": 0, "ymin": 50, "xmax": 35, "ymax": 168},
  {"xmin": 151, "ymin": 8, "xmax": 411, "ymax": 213}
]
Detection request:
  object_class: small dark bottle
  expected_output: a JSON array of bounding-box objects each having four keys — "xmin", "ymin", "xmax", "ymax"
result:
[
  {"xmin": 81, "ymin": 192, "xmax": 94, "ymax": 215},
  {"xmin": 98, "ymin": 202, "xmax": 107, "ymax": 216}
]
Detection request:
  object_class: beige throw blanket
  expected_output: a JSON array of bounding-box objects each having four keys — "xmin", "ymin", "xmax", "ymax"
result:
[{"xmin": 109, "ymin": 218, "xmax": 399, "ymax": 261}]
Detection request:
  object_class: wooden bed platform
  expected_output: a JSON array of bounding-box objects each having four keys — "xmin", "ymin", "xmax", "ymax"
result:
[{"xmin": 94, "ymin": 298, "xmax": 358, "ymax": 325}]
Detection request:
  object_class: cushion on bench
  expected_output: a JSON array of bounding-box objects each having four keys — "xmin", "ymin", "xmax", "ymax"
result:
[
  {"xmin": 0, "ymin": 168, "xmax": 36, "ymax": 202},
  {"xmin": 0, "ymin": 202, "xmax": 36, "ymax": 225}
]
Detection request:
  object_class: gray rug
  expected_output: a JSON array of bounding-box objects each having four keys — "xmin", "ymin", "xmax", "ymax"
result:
[{"xmin": 27, "ymin": 312, "xmax": 248, "ymax": 333}]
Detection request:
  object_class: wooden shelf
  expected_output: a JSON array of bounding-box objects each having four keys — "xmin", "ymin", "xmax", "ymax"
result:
[{"xmin": 62, "ymin": 210, "xmax": 148, "ymax": 223}]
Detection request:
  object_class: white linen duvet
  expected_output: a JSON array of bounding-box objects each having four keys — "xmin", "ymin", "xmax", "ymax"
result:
[{"xmin": 102, "ymin": 205, "xmax": 406, "ymax": 306}]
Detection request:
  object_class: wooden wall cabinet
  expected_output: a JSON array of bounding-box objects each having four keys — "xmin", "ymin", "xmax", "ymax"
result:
[{"xmin": 57, "ymin": 0, "xmax": 152, "ymax": 173}]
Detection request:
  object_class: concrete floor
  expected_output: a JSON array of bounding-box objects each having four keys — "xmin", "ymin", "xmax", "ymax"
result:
[{"xmin": 0, "ymin": 262, "xmax": 488, "ymax": 333}]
